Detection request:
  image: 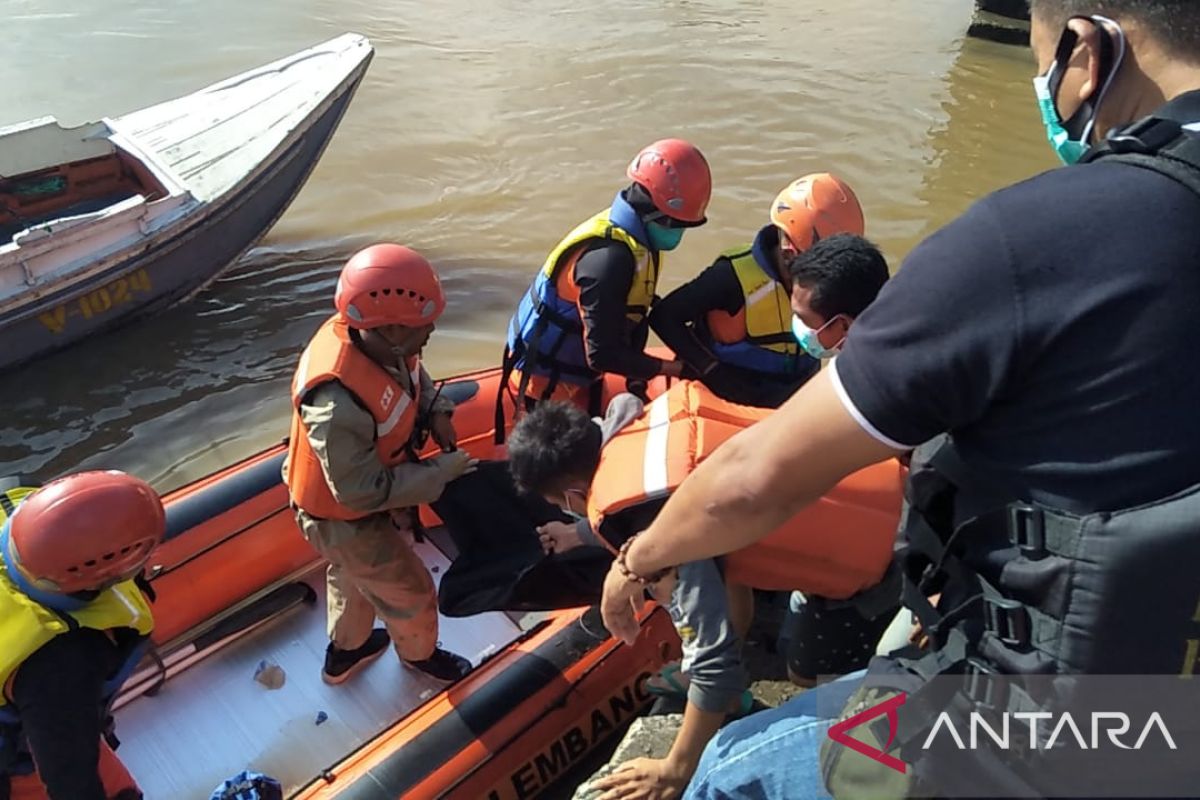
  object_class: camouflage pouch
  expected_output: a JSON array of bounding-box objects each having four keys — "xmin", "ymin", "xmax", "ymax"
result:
[{"xmin": 819, "ymin": 683, "xmax": 916, "ymax": 800}]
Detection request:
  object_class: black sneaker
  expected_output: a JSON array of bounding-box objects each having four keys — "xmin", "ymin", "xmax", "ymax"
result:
[
  {"xmin": 404, "ymin": 647, "xmax": 473, "ymax": 681},
  {"xmin": 322, "ymin": 629, "xmax": 390, "ymax": 685}
]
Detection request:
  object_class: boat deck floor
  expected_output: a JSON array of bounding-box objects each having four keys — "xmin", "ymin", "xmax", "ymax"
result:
[{"xmin": 115, "ymin": 536, "xmax": 524, "ymax": 798}]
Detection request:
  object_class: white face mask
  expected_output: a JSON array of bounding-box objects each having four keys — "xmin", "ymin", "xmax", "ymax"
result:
[
  {"xmin": 792, "ymin": 315, "xmax": 845, "ymax": 360},
  {"xmin": 561, "ymin": 490, "xmax": 587, "ymax": 522}
]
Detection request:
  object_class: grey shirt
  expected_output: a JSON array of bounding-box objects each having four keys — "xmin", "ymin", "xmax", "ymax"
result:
[{"xmin": 580, "ymin": 392, "xmax": 748, "ymax": 712}]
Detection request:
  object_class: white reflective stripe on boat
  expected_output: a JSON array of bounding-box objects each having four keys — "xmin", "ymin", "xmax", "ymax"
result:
[
  {"xmin": 643, "ymin": 393, "xmax": 672, "ymax": 497},
  {"xmin": 377, "ymin": 391, "xmax": 413, "ymax": 437}
]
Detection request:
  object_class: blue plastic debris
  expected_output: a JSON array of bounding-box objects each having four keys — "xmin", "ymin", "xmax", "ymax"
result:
[{"xmin": 209, "ymin": 770, "xmax": 283, "ymax": 800}]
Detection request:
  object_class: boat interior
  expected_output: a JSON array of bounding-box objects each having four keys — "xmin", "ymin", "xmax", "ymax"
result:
[
  {"xmin": 115, "ymin": 529, "xmax": 536, "ymax": 798},
  {"xmin": 110, "ymin": 375, "xmax": 566, "ymax": 798},
  {"xmin": 0, "ymin": 150, "xmax": 167, "ymax": 246}
]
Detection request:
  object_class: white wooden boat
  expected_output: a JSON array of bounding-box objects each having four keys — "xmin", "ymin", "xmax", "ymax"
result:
[{"xmin": 0, "ymin": 33, "xmax": 373, "ymax": 370}]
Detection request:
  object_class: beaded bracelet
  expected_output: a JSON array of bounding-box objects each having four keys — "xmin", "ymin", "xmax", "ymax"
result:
[{"xmin": 617, "ymin": 535, "xmax": 670, "ymax": 585}]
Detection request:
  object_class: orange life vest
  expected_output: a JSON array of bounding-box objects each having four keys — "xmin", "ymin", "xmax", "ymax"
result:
[
  {"xmin": 285, "ymin": 315, "xmax": 421, "ymax": 521},
  {"xmin": 586, "ymin": 381, "xmax": 904, "ymax": 598}
]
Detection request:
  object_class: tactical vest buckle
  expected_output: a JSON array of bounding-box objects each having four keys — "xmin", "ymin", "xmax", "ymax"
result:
[
  {"xmin": 983, "ymin": 595, "xmax": 1032, "ymax": 648},
  {"xmin": 1106, "ymin": 116, "xmax": 1182, "ymax": 156},
  {"xmin": 1007, "ymin": 504, "xmax": 1046, "ymax": 558},
  {"xmin": 962, "ymin": 657, "xmax": 1007, "ymax": 712}
]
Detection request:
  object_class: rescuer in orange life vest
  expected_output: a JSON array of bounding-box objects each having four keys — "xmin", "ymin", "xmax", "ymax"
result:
[
  {"xmin": 0, "ymin": 472, "xmax": 163, "ymax": 800},
  {"xmin": 284, "ymin": 244, "xmax": 477, "ymax": 684},
  {"xmin": 505, "ymin": 234, "xmax": 894, "ymax": 800}
]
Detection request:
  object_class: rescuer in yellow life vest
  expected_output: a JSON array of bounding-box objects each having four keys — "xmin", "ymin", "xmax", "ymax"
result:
[
  {"xmin": 652, "ymin": 173, "xmax": 866, "ymax": 408},
  {"xmin": 499, "ymin": 139, "xmax": 713, "ymax": 428},
  {"xmin": 0, "ymin": 472, "xmax": 163, "ymax": 800}
]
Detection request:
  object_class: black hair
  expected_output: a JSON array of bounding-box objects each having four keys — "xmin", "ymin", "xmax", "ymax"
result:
[
  {"xmin": 1030, "ymin": 0, "xmax": 1200, "ymax": 60},
  {"xmin": 507, "ymin": 401, "xmax": 604, "ymax": 495},
  {"xmin": 789, "ymin": 234, "xmax": 889, "ymax": 320}
]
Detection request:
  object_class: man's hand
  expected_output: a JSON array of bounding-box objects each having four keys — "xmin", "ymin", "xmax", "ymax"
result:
[
  {"xmin": 432, "ymin": 450, "xmax": 478, "ymax": 481},
  {"xmin": 592, "ymin": 757, "xmax": 690, "ymax": 800},
  {"xmin": 600, "ymin": 563, "xmax": 645, "ymax": 646},
  {"xmin": 430, "ymin": 411, "xmax": 457, "ymax": 452},
  {"xmin": 537, "ymin": 521, "xmax": 583, "ymax": 554}
]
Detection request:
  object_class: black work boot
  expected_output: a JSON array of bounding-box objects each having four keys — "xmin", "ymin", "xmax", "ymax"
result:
[
  {"xmin": 404, "ymin": 647, "xmax": 473, "ymax": 681},
  {"xmin": 322, "ymin": 629, "xmax": 390, "ymax": 685}
]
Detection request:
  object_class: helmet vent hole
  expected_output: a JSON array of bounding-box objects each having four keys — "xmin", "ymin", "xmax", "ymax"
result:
[
  {"xmin": 84, "ymin": 559, "xmax": 97, "ymax": 567},
  {"xmin": 102, "ymin": 552, "xmax": 115, "ymax": 561},
  {"xmin": 369, "ymin": 291, "xmax": 378, "ymax": 298},
  {"xmin": 67, "ymin": 566, "xmax": 80, "ymax": 573},
  {"xmin": 408, "ymin": 290, "xmax": 416, "ymax": 298},
  {"xmin": 382, "ymin": 288, "xmax": 391, "ymax": 296},
  {"xmin": 120, "ymin": 546, "xmax": 131, "ymax": 554}
]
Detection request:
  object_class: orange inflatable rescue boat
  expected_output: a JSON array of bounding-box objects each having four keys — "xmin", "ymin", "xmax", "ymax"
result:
[{"xmin": 102, "ymin": 362, "xmax": 903, "ymax": 799}]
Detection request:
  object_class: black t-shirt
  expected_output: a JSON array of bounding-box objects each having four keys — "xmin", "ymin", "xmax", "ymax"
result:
[{"xmin": 835, "ymin": 92, "xmax": 1200, "ymax": 514}]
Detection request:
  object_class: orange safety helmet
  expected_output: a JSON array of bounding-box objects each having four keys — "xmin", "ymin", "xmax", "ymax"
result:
[
  {"xmin": 626, "ymin": 139, "xmax": 712, "ymax": 226},
  {"xmin": 334, "ymin": 244, "xmax": 446, "ymax": 330},
  {"xmin": 3, "ymin": 471, "xmax": 164, "ymax": 595},
  {"xmin": 770, "ymin": 173, "xmax": 865, "ymax": 252}
]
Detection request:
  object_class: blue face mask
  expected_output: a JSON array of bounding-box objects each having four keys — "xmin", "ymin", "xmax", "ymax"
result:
[
  {"xmin": 646, "ymin": 222, "xmax": 685, "ymax": 252},
  {"xmin": 792, "ymin": 315, "xmax": 843, "ymax": 360}
]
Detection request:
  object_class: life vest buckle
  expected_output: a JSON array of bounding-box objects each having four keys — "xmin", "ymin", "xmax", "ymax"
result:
[
  {"xmin": 983, "ymin": 595, "xmax": 1031, "ymax": 648},
  {"xmin": 1007, "ymin": 503, "xmax": 1046, "ymax": 559}
]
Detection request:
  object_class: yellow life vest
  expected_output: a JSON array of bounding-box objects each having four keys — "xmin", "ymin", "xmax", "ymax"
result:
[
  {"xmin": 707, "ymin": 245, "xmax": 798, "ymax": 350},
  {"xmin": 539, "ymin": 209, "xmax": 662, "ymax": 323},
  {"xmin": 0, "ymin": 562, "xmax": 153, "ymax": 705},
  {"xmin": 0, "ymin": 487, "xmax": 36, "ymax": 527}
]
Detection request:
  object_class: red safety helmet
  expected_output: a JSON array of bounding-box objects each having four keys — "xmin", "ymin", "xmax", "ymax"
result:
[
  {"xmin": 626, "ymin": 139, "xmax": 712, "ymax": 226},
  {"xmin": 334, "ymin": 244, "xmax": 446, "ymax": 330},
  {"xmin": 5, "ymin": 471, "xmax": 164, "ymax": 594},
  {"xmin": 770, "ymin": 173, "xmax": 865, "ymax": 253}
]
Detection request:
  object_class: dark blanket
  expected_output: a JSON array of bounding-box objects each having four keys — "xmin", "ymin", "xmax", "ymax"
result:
[{"xmin": 431, "ymin": 461, "xmax": 613, "ymax": 616}]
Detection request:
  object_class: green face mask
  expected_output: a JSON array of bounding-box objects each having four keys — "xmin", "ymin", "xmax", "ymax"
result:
[
  {"xmin": 646, "ymin": 222, "xmax": 685, "ymax": 252},
  {"xmin": 1032, "ymin": 15, "xmax": 1126, "ymax": 166},
  {"xmin": 1034, "ymin": 74, "xmax": 1089, "ymax": 165}
]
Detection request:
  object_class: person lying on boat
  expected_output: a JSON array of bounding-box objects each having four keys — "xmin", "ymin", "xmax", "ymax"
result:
[
  {"xmin": 506, "ymin": 241, "xmax": 898, "ymax": 798},
  {"xmin": 650, "ymin": 173, "xmax": 866, "ymax": 410},
  {"xmin": 499, "ymin": 138, "xmax": 711, "ymax": 424},
  {"xmin": 0, "ymin": 472, "xmax": 164, "ymax": 800},
  {"xmin": 283, "ymin": 244, "xmax": 477, "ymax": 685}
]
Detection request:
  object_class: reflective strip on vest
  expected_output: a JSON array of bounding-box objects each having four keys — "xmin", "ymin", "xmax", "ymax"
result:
[
  {"xmin": 642, "ymin": 394, "xmax": 672, "ymax": 498},
  {"xmin": 744, "ymin": 278, "xmax": 779, "ymax": 308},
  {"xmin": 377, "ymin": 366, "xmax": 419, "ymax": 438},
  {"xmin": 588, "ymin": 382, "xmax": 901, "ymax": 596}
]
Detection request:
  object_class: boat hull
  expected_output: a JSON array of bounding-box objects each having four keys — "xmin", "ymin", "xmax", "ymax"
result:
[{"xmin": 0, "ymin": 45, "xmax": 370, "ymax": 371}]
